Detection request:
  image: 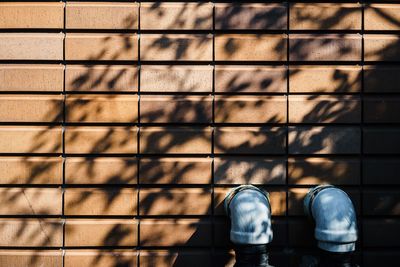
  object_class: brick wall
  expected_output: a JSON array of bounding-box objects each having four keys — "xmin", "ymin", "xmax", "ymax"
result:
[{"xmin": 0, "ymin": 1, "xmax": 399, "ymax": 266}]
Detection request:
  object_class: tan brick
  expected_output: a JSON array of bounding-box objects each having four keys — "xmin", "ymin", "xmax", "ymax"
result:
[
  {"xmin": 140, "ymin": 65, "xmax": 212, "ymax": 93},
  {"xmin": 363, "ymin": 191, "xmax": 400, "ymax": 216},
  {"xmin": 141, "ymin": 2, "xmax": 212, "ymax": 30},
  {"xmin": 215, "ymin": 96, "xmax": 286, "ymax": 123},
  {"xmin": 288, "ymin": 188, "xmax": 360, "ymax": 216},
  {"xmin": 214, "ymin": 127, "xmax": 286, "ymax": 154},
  {"xmin": 140, "ymin": 250, "xmax": 211, "ymax": 267},
  {"xmin": 364, "ymin": 35, "xmax": 400, "ymax": 61},
  {"xmin": 66, "ymin": 2, "xmax": 138, "ymax": 29},
  {"xmin": 0, "ymin": 157, "xmax": 62, "ymax": 184},
  {"xmin": 139, "ymin": 158, "xmax": 211, "ymax": 184},
  {"xmin": 363, "ymin": 158, "xmax": 400, "ymax": 185},
  {"xmin": 0, "ymin": 64, "xmax": 63, "ymax": 92},
  {"xmin": 290, "ymin": 3, "xmax": 361, "ymax": 30},
  {"xmin": 140, "ymin": 34, "xmax": 212, "ymax": 61},
  {"xmin": 0, "ymin": 219, "xmax": 62, "ymax": 247},
  {"xmin": 0, "ymin": 33, "xmax": 63, "ymax": 60},
  {"xmin": 64, "ymin": 188, "xmax": 136, "ymax": 216},
  {"xmin": 65, "ymin": 65, "xmax": 138, "ymax": 92},
  {"xmin": 289, "ymin": 66, "xmax": 361, "ymax": 93},
  {"xmin": 0, "ymin": 126, "xmax": 62, "ymax": 154},
  {"xmin": 214, "ymin": 157, "xmax": 286, "ymax": 185},
  {"xmin": 289, "ymin": 34, "xmax": 361, "ymax": 61},
  {"xmin": 139, "ymin": 188, "xmax": 211, "ymax": 216},
  {"xmin": 0, "ymin": 2, "xmax": 64, "ymax": 29},
  {"xmin": 64, "ymin": 126, "xmax": 137, "ymax": 154},
  {"xmin": 289, "ymin": 126, "xmax": 361, "ymax": 154},
  {"xmin": 0, "ymin": 250, "xmax": 62, "ymax": 267},
  {"xmin": 365, "ymin": 4, "xmax": 400, "ymax": 31},
  {"xmin": 364, "ymin": 66, "xmax": 400, "ymax": 93},
  {"xmin": 289, "ymin": 95, "xmax": 361, "ymax": 123},
  {"xmin": 215, "ymin": 66, "xmax": 287, "ymax": 93},
  {"xmin": 64, "ymin": 250, "xmax": 137, "ymax": 267},
  {"xmin": 214, "ymin": 187, "xmax": 286, "ymax": 216},
  {"xmin": 65, "ymin": 219, "xmax": 137, "ymax": 247},
  {"xmin": 65, "ymin": 33, "xmax": 137, "ymax": 61},
  {"xmin": 215, "ymin": 3, "xmax": 287, "ymax": 30},
  {"xmin": 363, "ymin": 219, "xmax": 400, "ymax": 247},
  {"xmin": 140, "ymin": 95, "xmax": 212, "ymax": 123},
  {"xmin": 363, "ymin": 127, "xmax": 400, "ymax": 154},
  {"xmin": 140, "ymin": 219, "xmax": 212, "ymax": 247},
  {"xmin": 364, "ymin": 97, "xmax": 400, "ymax": 123},
  {"xmin": 0, "ymin": 188, "xmax": 61, "ymax": 215},
  {"xmin": 66, "ymin": 95, "xmax": 138, "ymax": 123},
  {"xmin": 288, "ymin": 158, "xmax": 360, "ymax": 185},
  {"xmin": 140, "ymin": 127, "xmax": 211, "ymax": 154},
  {"xmin": 215, "ymin": 34, "xmax": 287, "ymax": 61},
  {"xmin": 65, "ymin": 157, "xmax": 137, "ymax": 184},
  {"xmin": 0, "ymin": 95, "xmax": 62, "ymax": 123}
]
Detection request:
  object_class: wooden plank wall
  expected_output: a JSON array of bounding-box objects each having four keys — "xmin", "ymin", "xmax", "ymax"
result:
[{"xmin": 0, "ymin": 1, "xmax": 400, "ymax": 266}]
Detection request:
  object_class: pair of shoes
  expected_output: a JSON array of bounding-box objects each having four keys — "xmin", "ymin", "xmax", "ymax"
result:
[
  {"xmin": 233, "ymin": 244, "xmax": 274, "ymax": 267},
  {"xmin": 300, "ymin": 251, "xmax": 360, "ymax": 267}
]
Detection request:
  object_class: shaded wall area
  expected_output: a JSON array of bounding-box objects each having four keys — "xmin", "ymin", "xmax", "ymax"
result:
[{"xmin": 0, "ymin": 1, "xmax": 400, "ymax": 266}]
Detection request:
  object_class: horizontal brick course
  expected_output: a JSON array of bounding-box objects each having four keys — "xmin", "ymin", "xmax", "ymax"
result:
[
  {"xmin": 64, "ymin": 188, "xmax": 137, "ymax": 216},
  {"xmin": 289, "ymin": 3, "xmax": 361, "ymax": 30},
  {"xmin": 140, "ymin": 34, "xmax": 212, "ymax": 61},
  {"xmin": 215, "ymin": 96, "xmax": 286, "ymax": 123},
  {"xmin": 289, "ymin": 95, "xmax": 361, "ymax": 123},
  {"xmin": 140, "ymin": 127, "xmax": 212, "ymax": 154},
  {"xmin": 0, "ymin": 64, "xmax": 63, "ymax": 92},
  {"xmin": 0, "ymin": 219, "xmax": 62, "ymax": 247},
  {"xmin": 363, "ymin": 191, "xmax": 400, "ymax": 216},
  {"xmin": 289, "ymin": 126, "xmax": 361, "ymax": 154},
  {"xmin": 364, "ymin": 35, "xmax": 400, "ymax": 62},
  {"xmin": 363, "ymin": 127, "xmax": 400, "ymax": 154},
  {"xmin": 141, "ymin": 2, "xmax": 212, "ymax": 30},
  {"xmin": 0, "ymin": 250, "xmax": 61, "ymax": 267},
  {"xmin": 288, "ymin": 158, "xmax": 360, "ymax": 185},
  {"xmin": 0, "ymin": 2, "xmax": 64, "ymax": 29},
  {"xmin": 215, "ymin": 34, "xmax": 287, "ymax": 61},
  {"xmin": 363, "ymin": 219, "xmax": 400, "ymax": 247},
  {"xmin": 140, "ymin": 95, "xmax": 212, "ymax": 123},
  {"xmin": 364, "ymin": 97, "xmax": 400, "ymax": 123},
  {"xmin": 139, "ymin": 158, "xmax": 212, "ymax": 184},
  {"xmin": 140, "ymin": 219, "xmax": 212, "ymax": 247},
  {"xmin": 364, "ymin": 66, "xmax": 400, "ymax": 93},
  {"xmin": 0, "ymin": 126, "xmax": 62, "ymax": 154},
  {"xmin": 64, "ymin": 250, "xmax": 137, "ymax": 267},
  {"xmin": 0, "ymin": 157, "xmax": 62, "ymax": 184},
  {"xmin": 139, "ymin": 188, "xmax": 211, "ymax": 215},
  {"xmin": 0, "ymin": 33, "xmax": 63, "ymax": 60},
  {"xmin": 364, "ymin": 4, "xmax": 400, "ymax": 31},
  {"xmin": 363, "ymin": 158, "xmax": 400, "ymax": 185},
  {"xmin": 289, "ymin": 66, "xmax": 361, "ymax": 93},
  {"xmin": 214, "ymin": 157, "xmax": 286, "ymax": 185},
  {"xmin": 65, "ymin": 33, "xmax": 138, "ymax": 61},
  {"xmin": 65, "ymin": 157, "xmax": 137, "ymax": 184},
  {"xmin": 65, "ymin": 219, "xmax": 137, "ymax": 247},
  {"xmin": 64, "ymin": 126, "xmax": 137, "ymax": 154},
  {"xmin": 140, "ymin": 250, "xmax": 210, "ymax": 267},
  {"xmin": 66, "ymin": 95, "xmax": 138, "ymax": 123},
  {"xmin": 140, "ymin": 65, "xmax": 213, "ymax": 93},
  {"xmin": 0, "ymin": 188, "xmax": 61, "ymax": 215},
  {"xmin": 66, "ymin": 2, "xmax": 138, "ymax": 30},
  {"xmin": 65, "ymin": 65, "xmax": 138, "ymax": 92},
  {"xmin": 215, "ymin": 3, "xmax": 287, "ymax": 30},
  {"xmin": 289, "ymin": 34, "xmax": 361, "ymax": 61},
  {"xmin": 0, "ymin": 95, "xmax": 63, "ymax": 123},
  {"xmin": 215, "ymin": 66, "xmax": 287, "ymax": 93},
  {"xmin": 214, "ymin": 127, "xmax": 286, "ymax": 154}
]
